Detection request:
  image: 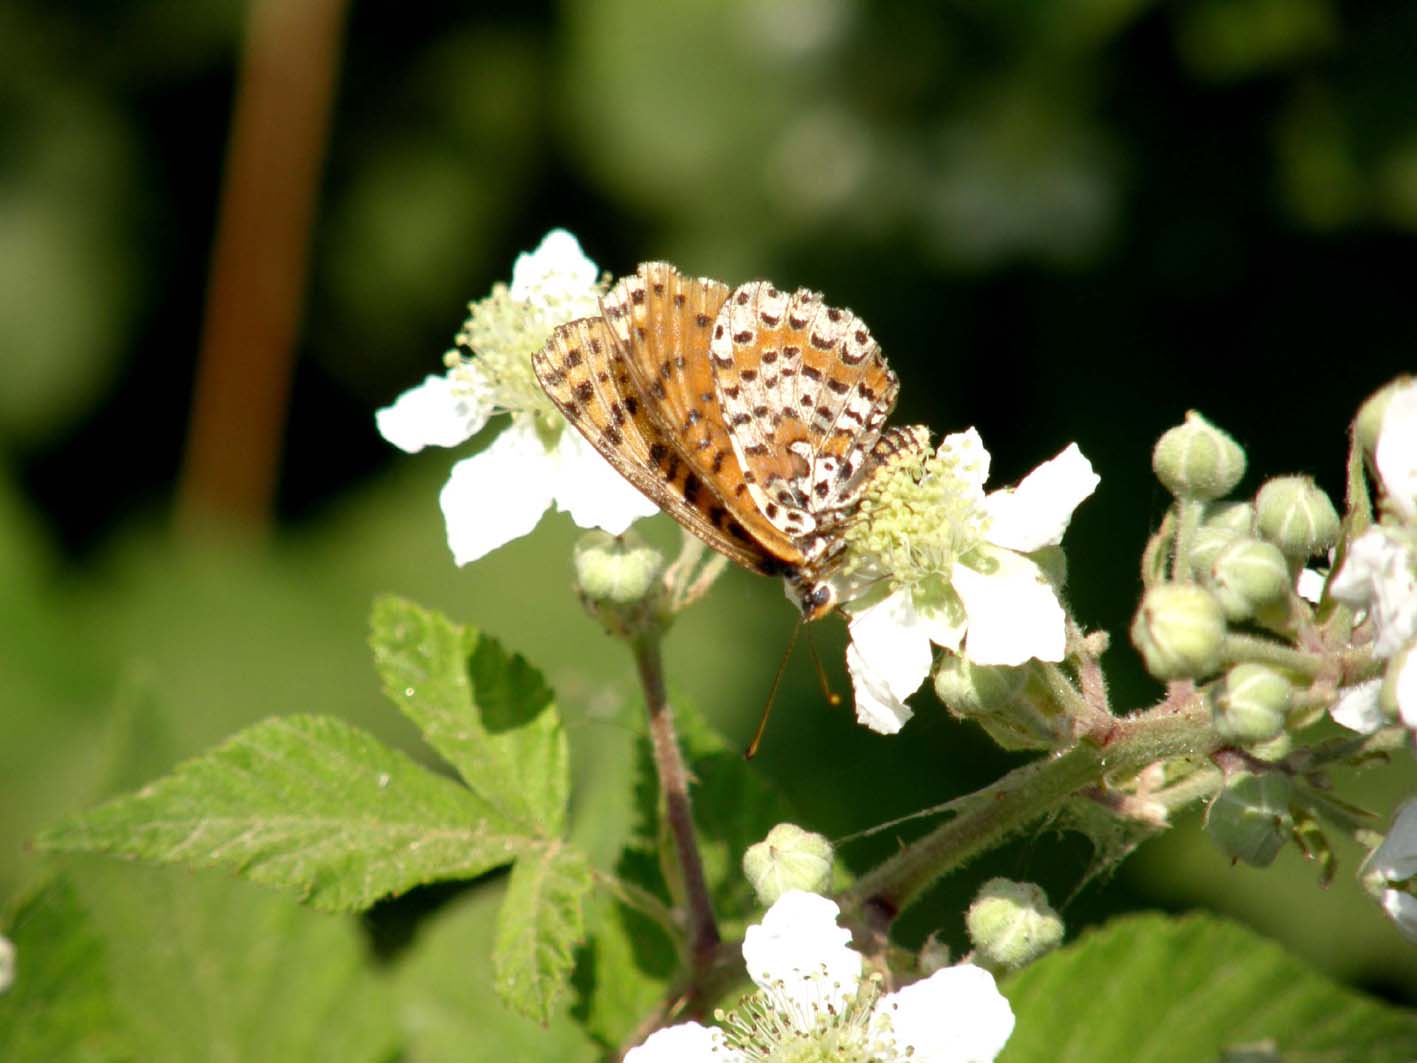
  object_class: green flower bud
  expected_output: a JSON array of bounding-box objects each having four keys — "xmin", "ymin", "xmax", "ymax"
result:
[
  {"xmin": 1254, "ymin": 476, "xmax": 1340, "ymax": 559},
  {"xmin": 1130, "ymin": 584, "xmax": 1227, "ymax": 681},
  {"xmin": 573, "ymin": 531, "xmax": 663, "ymax": 605},
  {"xmin": 742, "ymin": 823, "xmax": 834, "ymax": 906},
  {"xmin": 1214, "ymin": 664, "xmax": 1292, "ymax": 743},
  {"xmin": 1208, "ymin": 538, "xmax": 1291, "ymax": 620},
  {"xmin": 1153, "ymin": 411, "xmax": 1247, "ymax": 501},
  {"xmin": 1187, "ymin": 524, "xmax": 1242, "ymax": 578},
  {"xmin": 1205, "ymin": 771, "xmax": 1294, "ymax": 867},
  {"xmin": 1354, "ymin": 378, "xmax": 1414, "ymax": 459},
  {"xmin": 934, "ymin": 655, "xmax": 1026, "ymax": 716},
  {"xmin": 965, "ymin": 878, "xmax": 1065, "ymax": 971},
  {"xmin": 1205, "ymin": 501, "xmax": 1256, "ymax": 533},
  {"xmin": 933, "ymin": 657, "xmax": 1069, "ymax": 751}
]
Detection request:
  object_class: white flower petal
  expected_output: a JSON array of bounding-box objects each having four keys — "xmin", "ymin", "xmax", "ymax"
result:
[
  {"xmin": 870, "ymin": 964, "xmax": 1015, "ymax": 1063},
  {"xmin": 847, "ymin": 591, "xmax": 937, "ymax": 695},
  {"xmin": 838, "ymin": 595, "xmax": 940, "ymax": 737},
  {"xmin": 846, "ymin": 642, "xmax": 915, "ymax": 734},
  {"xmin": 984, "ymin": 443, "xmax": 1100, "ymax": 553},
  {"xmin": 1380, "ymin": 889, "xmax": 1417, "ymax": 944},
  {"xmin": 953, "ymin": 549, "xmax": 1066, "ymax": 666},
  {"xmin": 0, "ymin": 932, "xmax": 12, "ymax": 995},
  {"xmin": 550, "ymin": 427, "xmax": 661, "ymax": 534},
  {"xmin": 624, "ymin": 1021, "xmax": 738, "ymax": 1063},
  {"xmin": 1296, "ymin": 567, "xmax": 1326, "ymax": 604},
  {"xmin": 1330, "ymin": 679, "xmax": 1385, "ymax": 734},
  {"xmin": 936, "ymin": 428, "xmax": 992, "ymax": 496},
  {"xmin": 1370, "ymin": 800, "xmax": 1417, "ymax": 883},
  {"xmin": 742, "ymin": 891, "xmax": 862, "ymax": 1030},
  {"xmin": 1396, "ymin": 648, "xmax": 1417, "ymax": 731},
  {"xmin": 1376, "ymin": 382, "xmax": 1417, "ymax": 521},
  {"xmin": 510, "ymin": 229, "xmax": 600, "ymax": 306},
  {"xmin": 1329, "ymin": 529, "xmax": 1417, "ymax": 658},
  {"xmin": 375, "ymin": 373, "xmax": 492, "ymax": 453},
  {"xmin": 439, "ymin": 421, "xmax": 554, "ymax": 565}
]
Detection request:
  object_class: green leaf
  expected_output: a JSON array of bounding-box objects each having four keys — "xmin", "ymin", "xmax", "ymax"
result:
[
  {"xmin": 393, "ymin": 881, "xmax": 599, "ymax": 1062},
  {"xmin": 570, "ymin": 893, "xmax": 678, "ymax": 1050},
  {"xmin": 35, "ymin": 715, "xmax": 528, "ymax": 912},
  {"xmin": 0, "ymin": 876, "xmax": 129, "ymax": 1062},
  {"xmin": 70, "ymin": 860, "xmax": 398, "ymax": 1063},
  {"xmin": 494, "ymin": 841, "xmax": 594, "ymax": 1023},
  {"xmin": 1002, "ymin": 912, "xmax": 1417, "ymax": 1063},
  {"xmin": 370, "ymin": 595, "xmax": 569, "ymax": 835}
]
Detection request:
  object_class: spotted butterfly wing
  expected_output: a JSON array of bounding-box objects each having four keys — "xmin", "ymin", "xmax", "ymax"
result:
[
  {"xmin": 601, "ymin": 263, "xmax": 813, "ymax": 572},
  {"xmin": 710, "ymin": 281, "xmax": 899, "ymax": 558},
  {"xmin": 532, "ymin": 312, "xmax": 783, "ymax": 575}
]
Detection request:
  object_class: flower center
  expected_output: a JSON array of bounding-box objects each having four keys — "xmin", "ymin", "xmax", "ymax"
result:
[
  {"xmin": 447, "ymin": 278, "xmax": 605, "ymax": 432},
  {"xmin": 843, "ymin": 426, "xmax": 992, "ymax": 595},
  {"xmin": 718, "ymin": 972, "xmax": 895, "ymax": 1063}
]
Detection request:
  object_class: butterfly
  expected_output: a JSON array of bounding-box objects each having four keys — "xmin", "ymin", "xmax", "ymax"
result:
[{"xmin": 531, "ymin": 262, "xmax": 912, "ymax": 620}]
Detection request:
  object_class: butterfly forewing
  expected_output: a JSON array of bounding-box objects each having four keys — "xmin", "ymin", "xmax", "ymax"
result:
[{"xmin": 533, "ymin": 314, "xmax": 782, "ymax": 575}]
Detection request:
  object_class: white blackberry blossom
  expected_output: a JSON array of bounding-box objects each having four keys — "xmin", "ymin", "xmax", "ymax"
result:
[
  {"xmin": 834, "ymin": 427, "xmax": 1099, "ymax": 734},
  {"xmin": 375, "ymin": 229, "xmax": 657, "ymax": 565},
  {"xmin": 625, "ymin": 891, "xmax": 1014, "ymax": 1063}
]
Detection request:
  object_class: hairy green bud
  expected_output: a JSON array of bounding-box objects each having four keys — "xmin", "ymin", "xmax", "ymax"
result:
[
  {"xmin": 1215, "ymin": 664, "xmax": 1292, "ymax": 743},
  {"xmin": 1131, "ymin": 584, "xmax": 1227, "ymax": 681},
  {"xmin": 1209, "ymin": 538, "xmax": 1291, "ymax": 620},
  {"xmin": 1254, "ymin": 476, "xmax": 1340, "ymax": 559},
  {"xmin": 966, "ymin": 878, "xmax": 1065, "ymax": 971},
  {"xmin": 742, "ymin": 823, "xmax": 834, "ymax": 906},
  {"xmin": 1153, "ymin": 411, "xmax": 1247, "ymax": 501}
]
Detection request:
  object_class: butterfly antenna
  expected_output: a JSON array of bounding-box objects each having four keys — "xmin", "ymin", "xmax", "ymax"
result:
[
  {"xmin": 804, "ymin": 625, "xmax": 842, "ymax": 707},
  {"xmin": 745, "ymin": 617, "xmax": 803, "ymax": 759}
]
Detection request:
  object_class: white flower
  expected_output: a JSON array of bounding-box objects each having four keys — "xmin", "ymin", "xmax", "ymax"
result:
[
  {"xmin": 1329, "ymin": 527, "xmax": 1417, "ymax": 659},
  {"xmin": 1375, "ymin": 381, "xmax": 1417, "ymax": 522},
  {"xmin": 625, "ymin": 891, "xmax": 1015, "ymax": 1063},
  {"xmin": 836, "ymin": 428, "xmax": 1099, "ymax": 734},
  {"xmin": 1329, "ymin": 678, "xmax": 1385, "ymax": 734},
  {"xmin": 1365, "ymin": 800, "xmax": 1417, "ymax": 943},
  {"xmin": 374, "ymin": 229, "xmax": 658, "ymax": 565}
]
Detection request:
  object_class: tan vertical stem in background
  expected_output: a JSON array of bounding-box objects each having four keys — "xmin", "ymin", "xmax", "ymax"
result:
[{"xmin": 177, "ymin": 0, "xmax": 350, "ymax": 535}]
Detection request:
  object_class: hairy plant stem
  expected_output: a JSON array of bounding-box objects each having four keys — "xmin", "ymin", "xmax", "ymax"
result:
[
  {"xmin": 628, "ymin": 630, "xmax": 721, "ymax": 971},
  {"xmin": 838, "ymin": 692, "xmax": 1215, "ymax": 927}
]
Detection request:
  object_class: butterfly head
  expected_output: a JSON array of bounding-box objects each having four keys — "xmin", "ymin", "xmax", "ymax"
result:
[{"xmin": 786, "ymin": 571, "xmax": 838, "ymax": 622}]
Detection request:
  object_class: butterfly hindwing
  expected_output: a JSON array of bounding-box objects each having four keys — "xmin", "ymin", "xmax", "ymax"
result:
[{"xmin": 710, "ymin": 281, "xmax": 899, "ymax": 550}]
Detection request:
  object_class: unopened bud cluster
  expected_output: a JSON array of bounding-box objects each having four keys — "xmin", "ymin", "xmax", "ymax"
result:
[{"xmin": 1134, "ymin": 412, "xmax": 1341, "ymax": 727}]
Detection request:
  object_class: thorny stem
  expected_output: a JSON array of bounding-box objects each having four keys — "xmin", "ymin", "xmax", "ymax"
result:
[
  {"xmin": 837, "ymin": 690, "xmax": 1214, "ymax": 926},
  {"xmin": 628, "ymin": 629, "xmax": 721, "ymax": 972}
]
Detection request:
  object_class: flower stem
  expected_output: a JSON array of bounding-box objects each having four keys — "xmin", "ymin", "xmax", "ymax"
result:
[
  {"xmin": 837, "ymin": 692, "xmax": 1214, "ymax": 922},
  {"xmin": 1172, "ymin": 498, "xmax": 1204, "ymax": 581},
  {"xmin": 1220, "ymin": 632, "xmax": 1327, "ymax": 678},
  {"xmin": 629, "ymin": 630, "xmax": 721, "ymax": 968}
]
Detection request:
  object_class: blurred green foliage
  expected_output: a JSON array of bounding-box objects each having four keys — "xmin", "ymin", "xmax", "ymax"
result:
[{"xmin": 4, "ymin": 0, "xmax": 1417, "ymax": 1053}]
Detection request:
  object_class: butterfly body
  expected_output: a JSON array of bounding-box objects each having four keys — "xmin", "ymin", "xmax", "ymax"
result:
[{"xmin": 532, "ymin": 262, "xmax": 903, "ymax": 620}]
